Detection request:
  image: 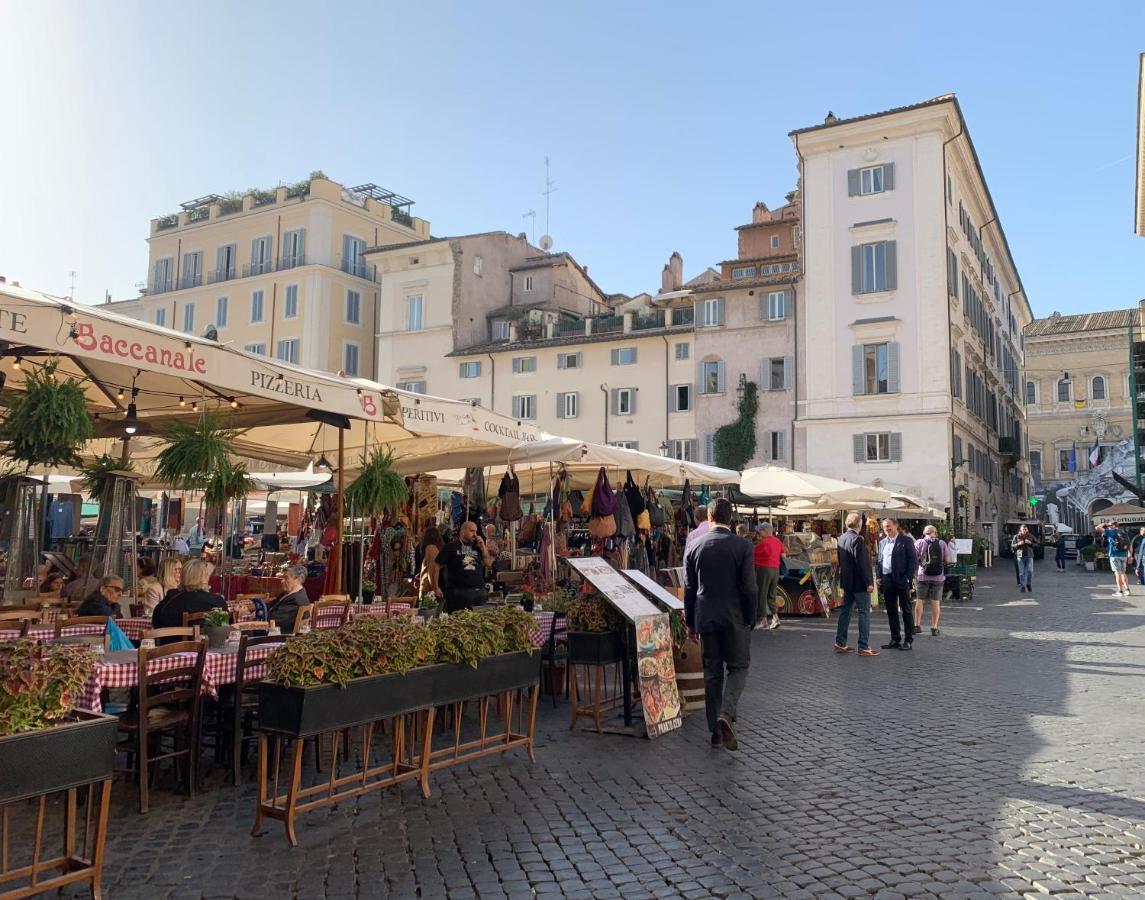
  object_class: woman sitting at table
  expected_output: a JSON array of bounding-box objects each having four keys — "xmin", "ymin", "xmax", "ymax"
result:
[
  {"xmin": 151, "ymin": 558, "xmax": 226, "ymax": 629},
  {"xmin": 76, "ymin": 575, "xmax": 125, "ymax": 619},
  {"xmin": 144, "ymin": 557, "xmax": 181, "ymax": 617},
  {"xmin": 38, "ymin": 572, "xmax": 65, "ymax": 596},
  {"xmin": 266, "ymin": 565, "xmax": 311, "ymax": 633}
]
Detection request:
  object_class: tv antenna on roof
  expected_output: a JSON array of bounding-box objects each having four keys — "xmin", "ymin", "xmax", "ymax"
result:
[
  {"xmin": 522, "ymin": 209, "xmax": 536, "ymax": 244},
  {"xmin": 541, "ymin": 156, "xmax": 557, "ymax": 250}
]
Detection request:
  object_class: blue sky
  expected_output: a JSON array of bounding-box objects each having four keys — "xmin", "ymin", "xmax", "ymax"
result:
[{"xmin": 1, "ymin": 1, "xmax": 1143, "ymax": 317}]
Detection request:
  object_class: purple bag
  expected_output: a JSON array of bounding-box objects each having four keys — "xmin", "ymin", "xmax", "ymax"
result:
[{"xmin": 590, "ymin": 467, "xmax": 618, "ymax": 517}]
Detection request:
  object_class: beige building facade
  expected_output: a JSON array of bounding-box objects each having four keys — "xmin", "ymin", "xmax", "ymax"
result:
[
  {"xmin": 1024, "ymin": 309, "xmax": 1138, "ymax": 487},
  {"xmin": 106, "ymin": 176, "xmax": 429, "ymax": 380}
]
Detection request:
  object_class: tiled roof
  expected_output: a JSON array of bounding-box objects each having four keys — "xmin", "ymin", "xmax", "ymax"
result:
[
  {"xmin": 448, "ymin": 323, "xmax": 692, "ymax": 357},
  {"xmin": 690, "ymin": 272, "xmax": 799, "ymax": 294},
  {"xmin": 788, "ymin": 94, "xmax": 956, "ymax": 136},
  {"xmin": 1024, "ymin": 309, "xmax": 1138, "ymax": 337}
]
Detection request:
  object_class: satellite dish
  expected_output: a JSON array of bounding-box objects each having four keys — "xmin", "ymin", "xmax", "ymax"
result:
[
  {"xmin": 201, "ymin": 324, "xmax": 219, "ymax": 341},
  {"xmin": 539, "ymin": 234, "xmax": 553, "ymax": 251}
]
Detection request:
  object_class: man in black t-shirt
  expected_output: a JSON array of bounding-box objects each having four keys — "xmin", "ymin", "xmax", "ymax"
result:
[{"xmin": 436, "ymin": 520, "xmax": 493, "ymax": 612}]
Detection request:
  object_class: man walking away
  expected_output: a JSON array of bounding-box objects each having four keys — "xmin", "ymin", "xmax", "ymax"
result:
[
  {"xmin": 1131, "ymin": 526, "xmax": 1145, "ymax": 586},
  {"xmin": 1010, "ymin": 524, "xmax": 1036, "ymax": 593},
  {"xmin": 835, "ymin": 513, "xmax": 879, "ymax": 656},
  {"xmin": 913, "ymin": 525, "xmax": 952, "ymax": 636},
  {"xmin": 753, "ymin": 522, "xmax": 783, "ymax": 631},
  {"xmin": 1055, "ymin": 531, "xmax": 1068, "ymax": 573},
  {"xmin": 684, "ymin": 498, "xmax": 756, "ymax": 751},
  {"xmin": 877, "ymin": 519, "xmax": 918, "ymax": 651},
  {"xmin": 1103, "ymin": 520, "xmax": 1131, "ymax": 597}
]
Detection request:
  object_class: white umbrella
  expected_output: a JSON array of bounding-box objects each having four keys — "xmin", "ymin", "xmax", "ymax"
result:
[{"xmin": 741, "ymin": 465, "xmax": 899, "ymax": 506}]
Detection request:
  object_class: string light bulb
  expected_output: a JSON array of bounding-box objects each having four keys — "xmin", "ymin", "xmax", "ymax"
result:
[
  {"xmin": 178, "ymin": 396, "xmax": 186, "ymax": 407},
  {"xmin": 116, "ymin": 387, "xmax": 125, "ymax": 401},
  {"xmin": 229, "ymin": 396, "xmax": 239, "ymax": 409},
  {"xmin": 12, "ymin": 357, "xmax": 21, "ymax": 370},
  {"xmin": 124, "ymin": 403, "xmax": 138, "ymax": 435},
  {"xmin": 191, "ymin": 401, "xmax": 198, "ymax": 412}
]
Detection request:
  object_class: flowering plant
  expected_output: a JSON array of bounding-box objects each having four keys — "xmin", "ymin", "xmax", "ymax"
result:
[{"xmin": 0, "ymin": 640, "xmax": 96, "ymax": 736}]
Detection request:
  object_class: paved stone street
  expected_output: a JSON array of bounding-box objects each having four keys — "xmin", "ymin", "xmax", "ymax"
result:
[{"xmin": 59, "ymin": 562, "xmax": 1145, "ymax": 898}]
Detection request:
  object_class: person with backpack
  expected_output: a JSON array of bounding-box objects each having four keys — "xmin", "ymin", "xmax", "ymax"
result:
[
  {"xmin": 1011, "ymin": 524, "xmax": 1037, "ymax": 593},
  {"xmin": 1129, "ymin": 526, "xmax": 1145, "ymax": 586},
  {"xmin": 1103, "ymin": 520, "xmax": 1131, "ymax": 597},
  {"xmin": 913, "ymin": 525, "xmax": 952, "ymax": 637}
]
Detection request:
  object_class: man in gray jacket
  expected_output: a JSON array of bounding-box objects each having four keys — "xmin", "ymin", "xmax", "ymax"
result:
[
  {"xmin": 684, "ymin": 498, "xmax": 757, "ymax": 752},
  {"xmin": 267, "ymin": 565, "xmax": 312, "ymax": 633}
]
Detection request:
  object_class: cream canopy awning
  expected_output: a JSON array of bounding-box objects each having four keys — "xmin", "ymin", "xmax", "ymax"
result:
[{"xmin": 741, "ymin": 466, "xmax": 902, "ymax": 506}]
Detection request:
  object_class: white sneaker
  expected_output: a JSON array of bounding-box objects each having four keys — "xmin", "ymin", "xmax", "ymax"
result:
[{"xmin": 1114, "ymin": 591, "xmax": 1125, "ymax": 597}]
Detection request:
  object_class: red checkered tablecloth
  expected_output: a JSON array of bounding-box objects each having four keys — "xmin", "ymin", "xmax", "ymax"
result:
[
  {"xmin": 118, "ymin": 618, "xmax": 152, "ymax": 641},
  {"xmin": 76, "ymin": 643, "xmax": 279, "ymax": 714},
  {"xmin": 0, "ymin": 623, "xmax": 106, "ymax": 642},
  {"xmin": 528, "ymin": 611, "xmax": 567, "ymax": 649},
  {"xmin": 349, "ymin": 602, "xmax": 413, "ymax": 620}
]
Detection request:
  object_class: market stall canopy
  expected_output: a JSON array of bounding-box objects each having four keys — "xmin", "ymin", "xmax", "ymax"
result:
[
  {"xmin": 740, "ymin": 466, "xmax": 901, "ymax": 506},
  {"xmin": 1091, "ymin": 502, "xmax": 1145, "ymax": 525},
  {"xmin": 413, "ymin": 437, "xmax": 740, "ymax": 490},
  {"xmin": 0, "ymin": 285, "xmax": 544, "ymax": 469}
]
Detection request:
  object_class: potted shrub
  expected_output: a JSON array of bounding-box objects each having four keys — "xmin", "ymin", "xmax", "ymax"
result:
[
  {"xmin": 417, "ymin": 595, "xmax": 440, "ymax": 621},
  {"xmin": 0, "ymin": 640, "xmax": 116, "ymax": 803},
  {"xmin": 565, "ymin": 595, "xmax": 625, "ymax": 665},
  {"xmin": 1079, "ymin": 543, "xmax": 1098, "ymax": 572},
  {"xmin": 201, "ymin": 607, "xmax": 232, "ymax": 649},
  {"xmin": 155, "ymin": 411, "xmax": 238, "ymax": 492},
  {"xmin": 345, "ymin": 449, "xmax": 408, "ymax": 519},
  {"xmin": 258, "ymin": 607, "xmax": 538, "ymax": 737},
  {"xmin": 361, "ymin": 579, "xmax": 376, "ymax": 605}
]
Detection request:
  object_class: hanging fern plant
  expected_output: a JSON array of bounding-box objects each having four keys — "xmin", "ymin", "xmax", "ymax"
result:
[
  {"xmin": 154, "ymin": 412, "xmax": 239, "ymax": 491},
  {"xmin": 78, "ymin": 454, "xmax": 134, "ymax": 503},
  {"xmin": 0, "ymin": 362, "xmax": 94, "ymax": 469},
  {"xmin": 713, "ymin": 378, "xmax": 759, "ymax": 471},
  {"xmin": 203, "ymin": 458, "xmax": 255, "ymax": 508},
  {"xmin": 345, "ymin": 448, "xmax": 407, "ymax": 519}
]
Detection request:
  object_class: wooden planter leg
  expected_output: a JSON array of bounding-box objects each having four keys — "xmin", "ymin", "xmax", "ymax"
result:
[
  {"xmin": 418, "ymin": 707, "xmax": 435, "ymax": 799},
  {"xmin": 90, "ymin": 778, "xmax": 112, "ymax": 900},
  {"xmin": 284, "ymin": 738, "xmax": 305, "ymax": 847},
  {"xmin": 251, "ymin": 734, "xmax": 270, "ymax": 837},
  {"xmin": 501, "ymin": 691, "xmax": 514, "ymax": 753},
  {"xmin": 592, "ymin": 664, "xmax": 603, "ymax": 732},
  {"xmin": 569, "ymin": 663, "xmax": 579, "ymax": 730},
  {"xmin": 526, "ymin": 683, "xmax": 540, "ymax": 763}
]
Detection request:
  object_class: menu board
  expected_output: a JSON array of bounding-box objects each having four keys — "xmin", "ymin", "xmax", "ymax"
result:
[
  {"xmin": 634, "ymin": 613, "xmax": 683, "ymax": 739},
  {"xmin": 621, "ymin": 569, "xmax": 684, "ymax": 611},
  {"xmin": 566, "ymin": 556, "xmax": 660, "ymax": 622}
]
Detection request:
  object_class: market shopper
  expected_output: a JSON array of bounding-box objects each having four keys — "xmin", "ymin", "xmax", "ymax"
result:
[
  {"xmin": 1131, "ymin": 526, "xmax": 1145, "ymax": 585},
  {"xmin": 877, "ymin": 519, "xmax": 918, "ymax": 651},
  {"xmin": 1055, "ymin": 532, "xmax": 1069, "ymax": 573},
  {"xmin": 913, "ymin": 525, "xmax": 952, "ymax": 637},
  {"xmin": 684, "ymin": 505, "xmax": 709, "ymax": 552},
  {"xmin": 1011, "ymin": 524, "xmax": 1037, "ymax": 593},
  {"xmin": 436, "ymin": 520, "xmax": 493, "ymax": 612},
  {"xmin": 835, "ymin": 513, "xmax": 878, "ymax": 656},
  {"xmin": 1103, "ymin": 520, "xmax": 1131, "ymax": 597},
  {"xmin": 753, "ymin": 522, "xmax": 783, "ymax": 631},
  {"xmin": 684, "ymin": 498, "xmax": 756, "ymax": 752}
]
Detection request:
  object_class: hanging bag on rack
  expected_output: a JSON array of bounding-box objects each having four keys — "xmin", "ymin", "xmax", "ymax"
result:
[
  {"xmin": 623, "ymin": 471, "xmax": 646, "ymax": 517},
  {"xmin": 646, "ymin": 479, "xmax": 666, "ymax": 527},
  {"xmin": 498, "ymin": 470, "xmax": 523, "ymax": 522},
  {"xmin": 587, "ymin": 467, "xmax": 617, "ymax": 539}
]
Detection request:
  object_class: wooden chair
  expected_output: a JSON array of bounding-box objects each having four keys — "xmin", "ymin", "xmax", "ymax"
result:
[
  {"xmin": 311, "ymin": 598, "xmax": 350, "ymax": 630},
  {"xmin": 144, "ymin": 626, "xmax": 199, "ymax": 645},
  {"xmin": 0, "ymin": 612, "xmax": 36, "ymax": 637},
  {"xmin": 181, "ymin": 611, "xmax": 219, "ymax": 630},
  {"xmin": 318, "ymin": 593, "xmax": 351, "ymax": 605},
  {"xmin": 54, "ymin": 616, "xmax": 110, "ymax": 639},
  {"xmin": 291, "ymin": 604, "xmax": 312, "ymax": 634},
  {"xmin": 129, "ymin": 603, "xmax": 145, "ymax": 618},
  {"xmin": 228, "ymin": 595, "xmax": 263, "ymax": 623},
  {"xmin": 115, "ymin": 638, "xmax": 208, "ymax": 814},
  {"xmin": 228, "ymin": 634, "xmax": 286, "ymax": 784},
  {"xmin": 230, "ymin": 621, "xmax": 269, "ymax": 635}
]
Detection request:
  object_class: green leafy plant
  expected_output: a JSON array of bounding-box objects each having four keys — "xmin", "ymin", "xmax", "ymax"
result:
[
  {"xmin": 345, "ymin": 449, "xmax": 407, "ymax": 519},
  {"xmin": 0, "ymin": 362, "xmax": 94, "ymax": 469},
  {"xmin": 202, "ymin": 608, "xmax": 230, "ymax": 627},
  {"xmin": 566, "ymin": 595, "xmax": 625, "ymax": 633},
  {"xmin": 538, "ymin": 586, "xmax": 574, "ymax": 615},
  {"xmin": 668, "ymin": 610, "xmax": 688, "ymax": 647},
  {"xmin": 154, "ymin": 412, "xmax": 239, "ymax": 491},
  {"xmin": 78, "ymin": 453, "xmax": 134, "ymax": 503},
  {"xmin": 203, "ymin": 458, "xmax": 255, "ymax": 508},
  {"xmin": 713, "ymin": 377, "xmax": 758, "ymax": 471},
  {"xmin": 361, "ymin": 579, "xmax": 376, "ymax": 592},
  {"xmin": 1080, "ymin": 543, "xmax": 1098, "ymax": 561},
  {"xmin": 0, "ymin": 640, "xmax": 96, "ymax": 736}
]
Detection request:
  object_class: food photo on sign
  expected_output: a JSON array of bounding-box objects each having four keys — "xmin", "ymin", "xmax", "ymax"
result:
[{"xmin": 634, "ymin": 614, "xmax": 683, "ymax": 738}]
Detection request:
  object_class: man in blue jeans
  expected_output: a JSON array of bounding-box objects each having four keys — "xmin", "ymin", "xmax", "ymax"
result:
[
  {"xmin": 1011, "ymin": 524, "xmax": 1036, "ymax": 593},
  {"xmin": 834, "ymin": 513, "xmax": 879, "ymax": 657}
]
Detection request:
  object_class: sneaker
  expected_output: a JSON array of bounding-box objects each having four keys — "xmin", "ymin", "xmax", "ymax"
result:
[
  {"xmin": 931, "ymin": 627, "xmax": 939, "ymax": 637},
  {"xmin": 770, "ymin": 615, "xmax": 781, "ymax": 630},
  {"xmin": 881, "ymin": 641, "xmax": 901, "ymax": 650},
  {"xmin": 753, "ymin": 621, "xmax": 767, "ymax": 630},
  {"xmin": 717, "ymin": 713, "xmax": 738, "ymax": 751},
  {"xmin": 913, "ymin": 625, "xmax": 922, "ymax": 635},
  {"xmin": 833, "ymin": 642, "xmax": 855, "ymax": 653},
  {"xmin": 858, "ymin": 647, "xmax": 880, "ymax": 657},
  {"xmin": 710, "ymin": 731, "xmax": 723, "ymax": 748}
]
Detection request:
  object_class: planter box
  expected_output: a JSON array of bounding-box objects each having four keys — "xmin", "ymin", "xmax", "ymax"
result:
[
  {"xmin": 0, "ymin": 711, "xmax": 117, "ymax": 804},
  {"xmin": 567, "ymin": 631, "xmax": 623, "ymax": 665},
  {"xmin": 258, "ymin": 651, "xmax": 539, "ymax": 738}
]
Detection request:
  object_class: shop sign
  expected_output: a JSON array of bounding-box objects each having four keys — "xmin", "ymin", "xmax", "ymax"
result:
[
  {"xmin": 634, "ymin": 614, "xmax": 683, "ymax": 739},
  {"xmin": 566, "ymin": 557, "xmax": 659, "ymax": 622},
  {"xmin": 621, "ymin": 569, "xmax": 684, "ymax": 611}
]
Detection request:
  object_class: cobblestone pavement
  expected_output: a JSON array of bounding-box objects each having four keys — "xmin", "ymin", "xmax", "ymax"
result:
[{"xmin": 55, "ymin": 562, "xmax": 1145, "ymax": 898}]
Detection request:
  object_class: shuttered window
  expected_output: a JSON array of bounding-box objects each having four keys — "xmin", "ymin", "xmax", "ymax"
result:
[
  {"xmin": 763, "ymin": 357, "xmax": 793, "ymax": 391},
  {"xmin": 847, "ymin": 163, "xmax": 895, "ymax": 196},
  {"xmin": 766, "ymin": 431, "xmax": 786, "ymax": 462},
  {"xmin": 611, "ymin": 388, "xmax": 636, "ymax": 416},
  {"xmin": 761, "ymin": 290, "xmax": 788, "ymax": 320},
  {"xmin": 669, "ymin": 384, "xmax": 692, "ymax": 413},
  {"xmin": 946, "ymin": 248, "xmax": 958, "ymax": 297},
  {"xmin": 699, "ymin": 298, "xmax": 724, "ymax": 327},
  {"xmin": 851, "ymin": 241, "xmax": 897, "ymax": 294},
  {"xmin": 698, "ymin": 360, "xmax": 725, "ymax": 395},
  {"xmin": 512, "ymin": 395, "xmax": 536, "ymax": 419},
  {"xmin": 851, "ymin": 342, "xmax": 900, "ymax": 394},
  {"xmin": 556, "ymin": 392, "xmax": 578, "ymax": 418},
  {"xmin": 611, "ymin": 347, "xmax": 637, "ymax": 366},
  {"xmin": 950, "ymin": 348, "xmax": 962, "ymax": 399},
  {"xmin": 853, "ymin": 432, "xmax": 901, "ymax": 463}
]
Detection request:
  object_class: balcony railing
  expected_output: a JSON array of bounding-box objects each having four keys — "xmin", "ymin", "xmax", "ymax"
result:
[
  {"xmin": 671, "ymin": 307, "xmax": 694, "ymax": 326},
  {"xmin": 277, "ymin": 254, "xmax": 306, "ymax": 272},
  {"xmin": 592, "ymin": 315, "xmax": 623, "ymax": 335},
  {"xmin": 177, "ymin": 273, "xmax": 202, "ymax": 290},
  {"xmin": 242, "ymin": 261, "xmax": 273, "ymax": 278},
  {"xmin": 152, "ymin": 278, "xmax": 173, "ymax": 295},
  {"xmin": 187, "ymin": 207, "xmax": 210, "ymax": 224},
  {"xmin": 207, "ymin": 267, "xmax": 236, "ymax": 285},
  {"xmin": 156, "ymin": 215, "xmax": 179, "ymax": 231},
  {"xmin": 556, "ymin": 319, "xmax": 586, "ymax": 337},
  {"xmin": 340, "ymin": 258, "xmax": 377, "ymax": 281},
  {"xmin": 633, "ymin": 311, "xmax": 665, "ymax": 330}
]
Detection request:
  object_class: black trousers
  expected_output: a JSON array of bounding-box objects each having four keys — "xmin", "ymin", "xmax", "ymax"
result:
[
  {"xmin": 700, "ymin": 623, "xmax": 751, "ymax": 735},
  {"xmin": 881, "ymin": 580, "xmax": 914, "ymax": 644},
  {"xmin": 444, "ymin": 587, "xmax": 486, "ymax": 613}
]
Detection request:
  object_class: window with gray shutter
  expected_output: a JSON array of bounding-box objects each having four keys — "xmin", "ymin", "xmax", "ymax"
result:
[
  {"xmin": 889, "ymin": 432, "xmax": 902, "ymax": 462},
  {"xmin": 847, "ymin": 169, "xmax": 861, "ymax": 196},
  {"xmin": 953, "ymin": 435, "xmax": 963, "ymax": 465},
  {"xmin": 852, "ymin": 345, "xmax": 864, "ymax": 395},
  {"xmin": 783, "ymin": 356, "xmax": 793, "ymax": 390},
  {"xmin": 885, "ymin": 241, "xmax": 897, "ymax": 290},
  {"xmin": 851, "ymin": 246, "xmax": 863, "ymax": 294},
  {"xmin": 853, "ymin": 434, "xmax": 865, "ymax": 463},
  {"xmin": 883, "ymin": 163, "xmax": 895, "ymax": 191},
  {"xmin": 703, "ymin": 433, "xmax": 715, "ymax": 465},
  {"xmin": 886, "ymin": 342, "xmax": 901, "ymax": 393}
]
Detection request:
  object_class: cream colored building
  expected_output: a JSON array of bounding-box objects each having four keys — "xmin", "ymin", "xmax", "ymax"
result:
[
  {"xmin": 370, "ymin": 237, "xmax": 701, "ymax": 457},
  {"xmin": 1024, "ymin": 308, "xmax": 1138, "ymax": 487},
  {"xmin": 792, "ymin": 95, "xmax": 1034, "ymax": 541},
  {"xmin": 106, "ymin": 176, "xmax": 430, "ymax": 380}
]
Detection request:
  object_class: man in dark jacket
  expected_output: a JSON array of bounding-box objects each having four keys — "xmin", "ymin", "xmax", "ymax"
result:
[
  {"xmin": 684, "ymin": 498, "xmax": 757, "ymax": 752},
  {"xmin": 266, "ymin": 565, "xmax": 312, "ymax": 633},
  {"xmin": 877, "ymin": 518, "xmax": 919, "ymax": 651},
  {"xmin": 76, "ymin": 575, "xmax": 125, "ymax": 619},
  {"xmin": 835, "ymin": 513, "xmax": 878, "ymax": 656}
]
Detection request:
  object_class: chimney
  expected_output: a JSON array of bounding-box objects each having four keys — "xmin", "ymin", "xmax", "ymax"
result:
[
  {"xmin": 1139, "ymin": 299, "xmax": 1145, "ymax": 330},
  {"xmin": 752, "ymin": 202, "xmax": 769, "ymax": 224},
  {"xmin": 661, "ymin": 264, "xmax": 673, "ymax": 293},
  {"xmin": 669, "ymin": 251, "xmax": 683, "ymax": 290}
]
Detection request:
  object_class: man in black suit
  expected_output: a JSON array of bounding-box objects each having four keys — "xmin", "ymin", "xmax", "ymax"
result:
[
  {"xmin": 876, "ymin": 518, "xmax": 918, "ymax": 651},
  {"xmin": 684, "ymin": 498, "xmax": 757, "ymax": 751},
  {"xmin": 835, "ymin": 513, "xmax": 879, "ymax": 656}
]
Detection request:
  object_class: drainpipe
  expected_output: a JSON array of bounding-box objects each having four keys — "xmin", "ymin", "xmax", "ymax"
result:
[
  {"xmin": 788, "ymin": 278, "xmax": 798, "ymax": 469},
  {"xmin": 943, "ymin": 117, "xmax": 964, "ymax": 528},
  {"xmin": 793, "ymin": 138, "xmax": 806, "ymax": 470},
  {"xmin": 662, "ymin": 335, "xmax": 670, "ymax": 453},
  {"xmin": 486, "ymin": 353, "xmax": 496, "ymax": 411},
  {"xmin": 600, "ymin": 383, "xmax": 609, "ymax": 445}
]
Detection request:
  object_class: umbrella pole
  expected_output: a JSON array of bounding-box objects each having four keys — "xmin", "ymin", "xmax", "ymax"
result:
[{"xmin": 332, "ymin": 427, "xmax": 345, "ymax": 594}]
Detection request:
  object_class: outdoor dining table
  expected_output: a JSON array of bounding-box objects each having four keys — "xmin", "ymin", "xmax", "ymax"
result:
[
  {"xmin": 76, "ymin": 643, "xmax": 280, "ymax": 714},
  {"xmin": 348, "ymin": 602, "xmax": 412, "ymax": 619},
  {"xmin": 0, "ymin": 617, "xmax": 157, "ymax": 643},
  {"xmin": 528, "ymin": 611, "xmax": 567, "ymax": 649}
]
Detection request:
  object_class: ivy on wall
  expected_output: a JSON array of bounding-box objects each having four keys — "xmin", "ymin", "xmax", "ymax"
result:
[{"xmin": 713, "ymin": 378, "xmax": 759, "ymax": 471}]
